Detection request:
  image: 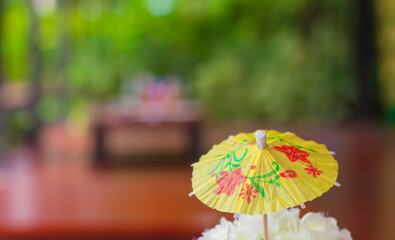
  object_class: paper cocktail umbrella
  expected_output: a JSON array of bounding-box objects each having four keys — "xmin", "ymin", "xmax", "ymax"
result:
[{"xmin": 190, "ymin": 130, "xmax": 339, "ymax": 240}]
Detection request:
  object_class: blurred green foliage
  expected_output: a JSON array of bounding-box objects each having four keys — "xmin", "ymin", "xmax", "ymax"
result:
[
  {"xmin": 1, "ymin": 0, "xmax": 356, "ymax": 130},
  {"xmin": 1, "ymin": 0, "xmax": 29, "ymax": 80},
  {"xmin": 193, "ymin": 1, "xmax": 356, "ymax": 120}
]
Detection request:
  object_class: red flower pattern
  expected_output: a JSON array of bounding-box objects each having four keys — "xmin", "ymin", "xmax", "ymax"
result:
[
  {"xmin": 279, "ymin": 170, "xmax": 297, "ymax": 178},
  {"xmin": 274, "ymin": 145, "xmax": 310, "ymax": 164},
  {"xmin": 212, "ymin": 143, "xmax": 323, "ymax": 203},
  {"xmin": 275, "ymin": 145, "xmax": 323, "ymax": 178},
  {"xmin": 214, "ymin": 168, "xmax": 246, "ymax": 196},
  {"xmin": 239, "ymin": 183, "xmax": 259, "ymax": 203},
  {"xmin": 304, "ymin": 164, "xmax": 323, "ymax": 178}
]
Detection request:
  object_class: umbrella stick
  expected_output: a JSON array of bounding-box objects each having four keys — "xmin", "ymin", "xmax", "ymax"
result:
[{"xmin": 263, "ymin": 214, "xmax": 269, "ymax": 240}]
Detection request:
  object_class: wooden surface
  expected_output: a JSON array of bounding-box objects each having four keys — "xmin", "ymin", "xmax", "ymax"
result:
[
  {"xmin": 0, "ymin": 122, "xmax": 393, "ymax": 240},
  {"xmin": 0, "ymin": 159, "xmax": 230, "ymax": 239}
]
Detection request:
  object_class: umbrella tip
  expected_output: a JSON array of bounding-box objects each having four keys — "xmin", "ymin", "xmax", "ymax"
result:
[{"xmin": 255, "ymin": 130, "xmax": 267, "ymax": 149}]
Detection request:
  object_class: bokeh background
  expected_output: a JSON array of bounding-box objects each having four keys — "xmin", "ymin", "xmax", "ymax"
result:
[{"xmin": 0, "ymin": 0, "xmax": 394, "ymax": 239}]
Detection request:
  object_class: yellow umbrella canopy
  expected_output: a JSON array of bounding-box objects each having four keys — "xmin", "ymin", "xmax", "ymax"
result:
[{"xmin": 191, "ymin": 130, "xmax": 338, "ymax": 215}]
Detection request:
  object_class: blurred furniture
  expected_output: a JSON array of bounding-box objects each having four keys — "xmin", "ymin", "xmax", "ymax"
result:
[
  {"xmin": 93, "ymin": 80, "xmax": 203, "ymax": 165},
  {"xmin": 93, "ymin": 100, "xmax": 202, "ymax": 165}
]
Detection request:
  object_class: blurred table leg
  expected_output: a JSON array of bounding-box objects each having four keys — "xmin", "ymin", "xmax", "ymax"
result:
[{"xmin": 93, "ymin": 124, "xmax": 107, "ymax": 166}]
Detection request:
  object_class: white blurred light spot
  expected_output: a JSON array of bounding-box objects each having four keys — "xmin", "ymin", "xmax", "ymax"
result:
[
  {"xmin": 145, "ymin": 0, "xmax": 174, "ymax": 17},
  {"xmin": 32, "ymin": 0, "xmax": 57, "ymax": 16}
]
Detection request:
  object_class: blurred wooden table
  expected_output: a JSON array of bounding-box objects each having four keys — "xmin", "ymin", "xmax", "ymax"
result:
[
  {"xmin": 0, "ymin": 159, "xmax": 229, "ymax": 239},
  {"xmin": 93, "ymin": 101, "xmax": 202, "ymax": 165}
]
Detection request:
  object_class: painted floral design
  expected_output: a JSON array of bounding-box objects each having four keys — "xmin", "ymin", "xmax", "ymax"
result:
[
  {"xmin": 239, "ymin": 184, "xmax": 259, "ymax": 204},
  {"xmin": 212, "ymin": 160, "xmax": 297, "ymax": 202},
  {"xmin": 274, "ymin": 145, "xmax": 310, "ymax": 164},
  {"xmin": 304, "ymin": 165, "xmax": 323, "ymax": 178},
  {"xmin": 209, "ymin": 141, "xmax": 249, "ymax": 177},
  {"xmin": 210, "ymin": 139, "xmax": 325, "ymax": 204},
  {"xmin": 275, "ymin": 144, "xmax": 324, "ymax": 178},
  {"xmin": 279, "ymin": 170, "xmax": 297, "ymax": 178},
  {"xmin": 214, "ymin": 168, "xmax": 246, "ymax": 196}
]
